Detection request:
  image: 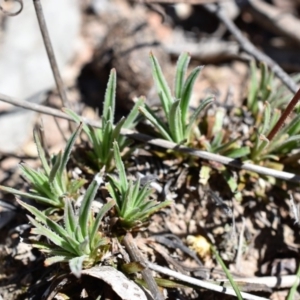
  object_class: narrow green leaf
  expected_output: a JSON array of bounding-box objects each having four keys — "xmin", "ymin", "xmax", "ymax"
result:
[
  {"xmin": 45, "ymin": 255, "xmax": 70, "ymax": 266},
  {"xmin": 28, "ymin": 215, "xmax": 77, "ymax": 255},
  {"xmin": 247, "ymin": 60, "xmax": 258, "ymax": 114},
  {"xmin": 112, "ymin": 141, "xmax": 128, "ymax": 194},
  {"xmin": 68, "ymin": 178, "xmax": 87, "ymax": 195},
  {"xmin": 57, "ymin": 123, "xmax": 83, "ymax": 185},
  {"xmin": 260, "ymin": 102, "xmax": 271, "ymax": 135},
  {"xmin": 94, "ymin": 236, "xmax": 110, "ymax": 249},
  {"xmin": 123, "ymin": 97, "xmax": 144, "ymax": 129},
  {"xmin": 168, "ymin": 100, "xmax": 184, "ymax": 143},
  {"xmin": 19, "ymin": 200, "xmax": 79, "ymax": 253},
  {"xmin": 272, "ymin": 134, "xmax": 300, "ymax": 153},
  {"xmin": 49, "ymin": 151, "xmax": 62, "ymax": 184},
  {"xmin": 75, "ymin": 224, "xmax": 85, "ymax": 244},
  {"xmin": 78, "ymin": 173, "xmax": 103, "ymax": 237},
  {"xmin": 133, "ymin": 184, "xmax": 153, "ymax": 208},
  {"xmin": 0, "ymin": 185, "xmax": 60, "ymax": 207},
  {"xmin": 269, "ymin": 108, "xmax": 281, "ymax": 132},
  {"xmin": 131, "ymin": 200, "xmax": 172, "ymax": 223},
  {"xmin": 63, "ymin": 108, "xmax": 92, "ymax": 141},
  {"xmin": 131, "ymin": 179, "xmax": 142, "ymax": 207},
  {"xmin": 149, "ymin": 52, "xmax": 173, "ymax": 116},
  {"xmin": 89, "ymin": 200, "xmax": 115, "ymax": 249},
  {"xmin": 19, "ymin": 165, "xmax": 55, "ymax": 200},
  {"xmin": 210, "ymin": 131, "xmax": 224, "ymax": 150},
  {"xmin": 180, "ymin": 66, "xmax": 203, "ymax": 125},
  {"xmin": 111, "ymin": 117, "xmax": 126, "ymax": 147},
  {"xmin": 101, "ymin": 120, "xmax": 113, "ymax": 163},
  {"xmin": 175, "ymin": 52, "xmax": 190, "ymax": 99},
  {"xmin": 211, "ymin": 108, "xmax": 225, "ymax": 135},
  {"xmin": 106, "ymin": 181, "xmax": 121, "ymax": 212},
  {"xmin": 89, "ymin": 126, "xmax": 102, "ymax": 158},
  {"xmin": 211, "ymin": 246, "xmax": 244, "ymax": 300},
  {"xmin": 32, "ymin": 242, "xmax": 74, "ymax": 257},
  {"xmin": 185, "ymin": 97, "xmax": 214, "ymax": 136},
  {"xmin": 287, "ymin": 264, "xmax": 300, "ymax": 300},
  {"xmin": 223, "ymin": 147, "xmax": 250, "ymax": 159},
  {"xmin": 64, "ymin": 199, "xmax": 77, "ymax": 236},
  {"xmin": 79, "ymin": 237, "xmax": 90, "ymax": 254},
  {"xmin": 103, "ymin": 69, "xmax": 116, "ymax": 123},
  {"xmin": 120, "ymin": 183, "xmax": 135, "ymax": 217},
  {"xmin": 259, "ymin": 62, "xmax": 268, "ymax": 91},
  {"xmin": 279, "ymin": 114, "xmax": 300, "ymax": 136},
  {"xmin": 69, "ymin": 255, "xmax": 87, "ymax": 278},
  {"xmin": 139, "ymin": 106, "xmax": 173, "ymax": 141},
  {"xmin": 33, "ymin": 128, "xmax": 51, "ymax": 176}
]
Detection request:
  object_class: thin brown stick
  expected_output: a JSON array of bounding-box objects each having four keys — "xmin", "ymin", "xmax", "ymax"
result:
[
  {"xmin": 267, "ymin": 87, "xmax": 300, "ymax": 141},
  {"xmin": 1, "ymin": 93, "xmax": 300, "ymax": 183},
  {"xmin": 32, "ymin": 0, "xmax": 69, "ymax": 108},
  {"xmin": 123, "ymin": 233, "xmax": 164, "ymax": 300},
  {"xmin": 204, "ymin": 3, "xmax": 298, "ymax": 94}
]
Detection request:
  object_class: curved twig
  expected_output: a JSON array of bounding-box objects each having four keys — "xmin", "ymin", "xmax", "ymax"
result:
[{"xmin": 0, "ymin": 0, "xmax": 23, "ymax": 16}]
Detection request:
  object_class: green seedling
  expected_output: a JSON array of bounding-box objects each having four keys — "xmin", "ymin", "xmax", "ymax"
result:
[
  {"xmin": 65, "ymin": 69, "xmax": 143, "ymax": 172},
  {"xmin": 107, "ymin": 141, "xmax": 172, "ymax": 229},
  {"xmin": 200, "ymin": 107, "xmax": 250, "ymax": 159},
  {"xmin": 0, "ymin": 124, "xmax": 86, "ymax": 210},
  {"xmin": 139, "ymin": 52, "xmax": 213, "ymax": 144},
  {"xmin": 19, "ymin": 173, "xmax": 115, "ymax": 278},
  {"xmin": 249, "ymin": 101, "xmax": 300, "ymax": 164},
  {"xmin": 247, "ymin": 61, "xmax": 300, "ymax": 115},
  {"xmin": 244, "ymin": 62, "xmax": 300, "ymax": 165}
]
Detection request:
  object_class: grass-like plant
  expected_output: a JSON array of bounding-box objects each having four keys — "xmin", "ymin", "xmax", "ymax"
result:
[
  {"xmin": 247, "ymin": 61, "xmax": 300, "ymax": 115},
  {"xmin": 18, "ymin": 173, "xmax": 115, "ymax": 278},
  {"xmin": 139, "ymin": 52, "xmax": 213, "ymax": 144},
  {"xmin": 246, "ymin": 63, "xmax": 300, "ymax": 165},
  {"xmin": 249, "ymin": 101, "xmax": 300, "ymax": 164},
  {"xmin": 107, "ymin": 141, "xmax": 172, "ymax": 229},
  {"xmin": 200, "ymin": 107, "xmax": 250, "ymax": 159},
  {"xmin": 65, "ymin": 69, "xmax": 143, "ymax": 171},
  {"xmin": 0, "ymin": 124, "xmax": 86, "ymax": 211}
]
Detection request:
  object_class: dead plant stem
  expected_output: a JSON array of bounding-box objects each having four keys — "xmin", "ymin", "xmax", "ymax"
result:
[
  {"xmin": 32, "ymin": 0, "xmax": 69, "ymax": 108},
  {"xmin": 123, "ymin": 233, "xmax": 164, "ymax": 300},
  {"xmin": 1, "ymin": 94, "xmax": 300, "ymax": 183},
  {"xmin": 146, "ymin": 261, "xmax": 268, "ymax": 300},
  {"xmin": 204, "ymin": 3, "xmax": 298, "ymax": 94}
]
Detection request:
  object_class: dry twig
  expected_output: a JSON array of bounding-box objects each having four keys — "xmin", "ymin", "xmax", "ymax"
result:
[
  {"xmin": 147, "ymin": 261, "xmax": 268, "ymax": 300},
  {"xmin": 123, "ymin": 233, "xmax": 164, "ymax": 300},
  {"xmin": 203, "ymin": 3, "xmax": 298, "ymax": 94},
  {"xmin": 32, "ymin": 0, "xmax": 69, "ymax": 108},
  {"xmin": 1, "ymin": 94, "xmax": 300, "ymax": 183},
  {"xmin": 217, "ymin": 274, "xmax": 300, "ymax": 289}
]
